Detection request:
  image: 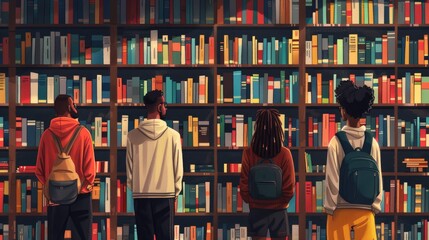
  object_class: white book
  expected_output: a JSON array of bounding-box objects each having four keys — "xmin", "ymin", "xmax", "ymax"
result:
[
  {"xmin": 21, "ymin": 118, "xmax": 27, "ymax": 147},
  {"xmin": 59, "ymin": 76, "xmax": 67, "ymax": 95},
  {"xmin": 181, "ymin": 35, "xmax": 186, "ymax": 64},
  {"xmin": 239, "ymin": 227, "xmax": 247, "ymax": 240},
  {"xmin": 60, "ymin": 36, "xmax": 68, "ymax": 64},
  {"xmin": 103, "ymin": 36, "xmax": 110, "ymax": 64},
  {"xmin": 143, "ymin": 38, "xmax": 148, "ymax": 64},
  {"xmin": 82, "ymin": 77, "xmax": 87, "ymax": 103},
  {"xmin": 105, "ymin": 177, "xmax": 111, "ymax": 212},
  {"xmin": 174, "ymin": 225, "xmax": 180, "ymax": 240},
  {"xmin": 117, "ymin": 226, "xmax": 123, "ymax": 240},
  {"xmin": 351, "ymin": 0, "xmax": 360, "ymax": 24},
  {"xmin": 386, "ymin": 115, "xmax": 390, "ymax": 147},
  {"xmin": 30, "ymin": 72, "xmax": 39, "ymax": 104},
  {"xmin": 121, "ymin": 115, "xmax": 129, "ymax": 147},
  {"xmin": 205, "ymin": 181, "xmax": 210, "ymax": 213},
  {"xmin": 17, "ymin": 76, "xmax": 21, "ymax": 103},
  {"xmin": 150, "ymin": 30, "xmax": 158, "ymax": 64},
  {"xmin": 97, "ymin": 74, "xmax": 102, "ymax": 104},
  {"xmin": 292, "ymin": 224, "xmax": 299, "ymax": 240},
  {"xmin": 94, "ymin": 117, "xmax": 102, "ymax": 146},
  {"xmin": 47, "ymin": 77, "xmax": 54, "ymax": 104},
  {"xmin": 179, "ymin": 233, "xmax": 184, "ymax": 240},
  {"xmin": 267, "ymin": 79, "xmax": 274, "ymax": 104},
  {"xmin": 236, "ymin": 114, "xmax": 244, "ymax": 147},
  {"xmin": 73, "ymin": 75, "xmax": 80, "ymax": 103},
  {"xmin": 305, "ymin": 41, "xmax": 312, "ymax": 64}
]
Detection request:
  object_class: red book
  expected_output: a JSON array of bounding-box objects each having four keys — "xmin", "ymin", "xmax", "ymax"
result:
[
  {"xmin": 404, "ymin": 0, "xmax": 410, "ymax": 24},
  {"xmin": 53, "ymin": 0, "xmax": 59, "ymax": 24},
  {"xmin": 185, "ymin": 37, "xmax": 191, "ymax": 64},
  {"xmin": 2, "ymin": 37, "xmax": 8, "ymax": 64},
  {"xmin": 415, "ymin": 1, "xmax": 422, "ymax": 24},
  {"xmin": 384, "ymin": 191, "xmax": 390, "ymax": 213},
  {"xmin": 16, "ymin": 117, "xmax": 22, "ymax": 147},
  {"xmin": 237, "ymin": 0, "xmax": 242, "ymax": 24},
  {"xmin": 217, "ymin": 0, "xmax": 224, "ymax": 24},
  {"xmin": 329, "ymin": 114, "xmax": 336, "ymax": 142},
  {"xmin": 134, "ymin": 0, "xmax": 139, "ymax": 24},
  {"xmin": 86, "ymin": 79, "xmax": 93, "ymax": 103},
  {"xmin": 79, "ymin": 39, "xmax": 86, "ymax": 63},
  {"xmin": 68, "ymin": 0, "xmax": 74, "ymax": 24},
  {"xmin": 257, "ymin": 0, "xmax": 264, "ymax": 24},
  {"xmin": 420, "ymin": 126, "xmax": 426, "ymax": 147},
  {"xmin": 117, "ymin": 180, "xmax": 122, "ymax": 212},
  {"xmin": 139, "ymin": 38, "xmax": 144, "ymax": 64},
  {"xmin": 389, "ymin": 75, "xmax": 395, "ymax": 103},
  {"xmin": 92, "ymin": 223, "xmax": 98, "ymax": 240},
  {"xmin": 246, "ymin": 0, "xmax": 253, "ymax": 24},
  {"xmin": 308, "ymin": 116, "xmax": 313, "ymax": 147},
  {"xmin": 85, "ymin": 48, "xmax": 92, "ymax": 64},
  {"xmin": 149, "ymin": 0, "xmax": 156, "ymax": 24},
  {"xmin": 0, "ymin": 182, "xmax": 4, "ymax": 213},
  {"xmin": 305, "ymin": 181, "xmax": 312, "ymax": 212},
  {"xmin": 181, "ymin": 0, "xmax": 187, "ymax": 24},
  {"xmin": 426, "ymin": 0, "xmax": 429, "ymax": 24},
  {"xmin": 209, "ymin": 37, "xmax": 215, "ymax": 64},
  {"xmin": 375, "ymin": 116, "xmax": 379, "ymax": 142},
  {"xmin": 117, "ymin": 78, "xmax": 123, "ymax": 103},
  {"xmin": 295, "ymin": 182, "xmax": 299, "ymax": 212},
  {"xmin": 122, "ymin": 82, "xmax": 127, "ymax": 103},
  {"xmin": 20, "ymin": 75, "xmax": 31, "ymax": 104},
  {"xmin": 169, "ymin": 0, "xmax": 174, "ymax": 23},
  {"xmin": 257, "ymin": 45, "xmax": 263, "ymax": 64}
]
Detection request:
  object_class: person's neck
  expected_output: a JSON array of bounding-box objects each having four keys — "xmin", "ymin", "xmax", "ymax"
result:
[
  {"xmin": 146, "ymin": 112, "xmax": 160, "ymax": 120},
  {"xmin": 56, "ymin": 114, "xmax": 71, "ymax": 118},
  {"xmin": 347, "ymin": 118, "xmax": 360, "ymax": 128}
]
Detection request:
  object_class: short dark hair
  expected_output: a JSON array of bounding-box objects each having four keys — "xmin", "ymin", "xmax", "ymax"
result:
[
  {"xmin": 335, "ymin": 80, "xmax": 375, "ymax": 119},
  {"xmin": 54, "ymin": 94, "xmax": 72, "ymax": 116},
  {"xmin": 143, "ymin": 90, "xmax": 164, "ymax": 110}
]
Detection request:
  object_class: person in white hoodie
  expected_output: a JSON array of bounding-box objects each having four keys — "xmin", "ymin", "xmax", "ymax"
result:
[
  {"xmin": 324, "ymin": 80, "xmax": 383, "ymax": 240},
  {"xmin": 126, "ymin": 90, "xmax": 183, "ymax": 240}
]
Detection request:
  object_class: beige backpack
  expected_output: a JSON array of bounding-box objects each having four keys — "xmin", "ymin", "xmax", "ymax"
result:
[{"xmin": 44, "ymin": 126, "xmax": 83, "ymax": 204}]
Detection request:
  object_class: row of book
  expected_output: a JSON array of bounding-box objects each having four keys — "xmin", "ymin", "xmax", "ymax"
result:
[
  {"xmin": 306, "ymin": 0, "xmax": 393, "ymax": 25},
  {"xmin": 0, "ymin": 117, "xmax": 8, "ymax": 147},
  {"xmin": 15, "ymin": 32, "xmax": 110, "ymax": 65},
  {"xmin": 16, "ymin": 73, "xmax": 110, "ymax": 104},
  {"xmin": 220, "ymin": 0, "xmax": 299, "ymax": 25},
  {"xmin": 117, "ymin": 75, "xmax": 209, "ymax": 104},
  {"xmin": 398, "ymin": 0, "xmax": 429, "ymax": 24},
  {"xmin": 217, "ymin": 71, "xmax": 300, "ymax": 104},
  {"xmin": 118, "ymin": 0, "xmax": 214, "ymax": 25},
  {"xmin": 0, "ymin": 180, "xmax": 9, "ymax": 213},
  {"xmin": 398, "ymin": 34, "xmax": 429, "ymax": 65},
  {"xmin": 217, "ymin": 114, "xmax": 299, "ymax": 148},
  {"xmin": 217, "ymin": 223, "xmax": 300, "ymax": 240},
  {"xmin": 305, "ymin": 32, "xmax": 396, "ymax": 65},
  {"xmin": 176, "ymin": 182, "xmax": 211, "ymax": 213},
  {"xmin": 306, "ymin": 72, "xmax": 429, "ymax": 104},
  {"xmin": 15, "ymin": 0, "xmax": 111, "ymax": 24},
  {"xmin": 307, "ymin": 114, "xmax": 396, "ymax": 147},
  {"xmin": 15, "ymin": 178, "xmax": 46, "ymax": 213},
  {"xmin": 117, "ymin": 32, "xmax": 215, "ymax": 65},
  {"xmin": 304, "ymin": 152, "xmax": 326, "ymax": 173},
  {"xmin": 398, "ymin": 117, "xmax": 429, "ymax": 147},
  {"xmin": 221, "ymin": 31, "xmax": 300, "ymax": 65}
]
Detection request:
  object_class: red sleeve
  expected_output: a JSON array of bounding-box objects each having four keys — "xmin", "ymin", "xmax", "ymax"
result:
[
  {"xmin": 35, "ymin": 133, "xmax": 46, "ymax": 185},
  {"xmin": 82, "ymin": 130, "xmax": 95, "ymax": 192},
  {"xmin": 280, "ymin": 148, "xmax": 295, "ymax": 205},
  {"xmin": 239, "ymin": 149, "xmax": 250, "ymax": 203}
]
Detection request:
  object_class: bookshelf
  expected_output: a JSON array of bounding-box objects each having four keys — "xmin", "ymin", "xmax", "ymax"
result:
[{"xmin": 1, "ymin": 0, "xmax": 429, "ymax": 239}]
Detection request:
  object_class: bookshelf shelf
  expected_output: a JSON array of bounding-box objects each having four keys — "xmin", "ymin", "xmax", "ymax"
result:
[
  {"xmin": 2, "ymin": 0, "xmax": 429, "ymax": 239},
  {"xmin": 16, "ymin": 104, "xmax": 111, "ymax": 107}
]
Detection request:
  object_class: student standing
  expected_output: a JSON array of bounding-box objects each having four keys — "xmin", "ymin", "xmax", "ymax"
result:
[{"xmin": 324, "ymin": 80, "xmax": 383, "ymax": 240}]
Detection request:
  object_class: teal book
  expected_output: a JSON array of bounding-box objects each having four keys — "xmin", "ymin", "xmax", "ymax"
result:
[
  {"xmin": 191, "ymin": 38, "xmax": 196, "ymax": 64},
  {"xmin": 38, "ymin": 74, "xmax": 47, "ymax": 103},
  {"xmin": 233, "ymin": 70, "xmax": 241, "ymax": 103},
  {"xmin": 198, "ymin": 183, "xmax": 205, "ymax": 212},
  {"xmin": 177, "ymin": 194, "xmax": 183, "ymax": 212},
  {"xmin": 79, "ymin": 35, "xmax": 86, "ymax": 64},
  {"xmin": 100, "ymin": 181, "xmax": 105, "ymax": 212},
  {"xmin": 91, "ymin": 35, "xmax": 103, "ymax": 64},
  {"xmin": 165, "ymin": 76, "xmax": 173, "ymax": 104},
  {"xmin": 127, "ymin": 186, "xmax": 134, "ymax": 212}
]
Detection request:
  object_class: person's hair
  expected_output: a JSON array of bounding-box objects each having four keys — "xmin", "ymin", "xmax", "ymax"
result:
[
  {"xmin": 250, "ymin": 109, "xmax": 284, "ymax": 159},
  {"xmin": 335, "ymin": 80, "xmax": 375, "ymax": 119},
  {"xmin": 143, "ymin": 90, "xmax": 164, "ymax": 111},
  {"xmin": 54, "ymin": 94, "xmax": 72, "ymax": 116}
]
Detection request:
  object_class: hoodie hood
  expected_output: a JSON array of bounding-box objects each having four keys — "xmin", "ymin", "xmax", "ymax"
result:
[
  {"xmin": 139, "ymin": 119, "xmax": 168, "ymax": 140},
  {"xmin": 340, "ymin": 125, "xmax": 366, "ymax": 139},
  {"xmin": 49, "ymin": 117, "xmax": 80, "ymax": 138}
]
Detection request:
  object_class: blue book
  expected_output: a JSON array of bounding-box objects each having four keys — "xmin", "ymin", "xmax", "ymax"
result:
[
  {"xmin": 117, "ymin": 123, "xmax": 122, "ymax": 147},
  {"xmin": 35, "ymin": 121, "xmax": 42, "ymax": 146},
  {"xmin": 91, "ymin": 35, "xmax": 103, "ymax": 64},
  {"xmin": 92, "ymin": 77, "xmax": 98, "ymax": 103},
  {"xmin": 127, "ymin": 186, "xmax": 134, "ymax": 212},
  {"xmin": 104, "ymin": 0, "xmax": 110, "ymax": 23},
  {"xmin": 102, "ymin": 76, "xmax": 110, "ymax": 103},
  {"xmin": 176, "ymin": 82, "xmax": 181, "ymax": 103},
  {"xmin": 233, "ymin": 71, "xmax": 241, "ymax": 103},
  {"xmin": 27, "ymin": 121, "xmax": 36, "ymax": 147}
]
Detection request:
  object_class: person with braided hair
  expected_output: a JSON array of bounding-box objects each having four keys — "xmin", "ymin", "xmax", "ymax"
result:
[
  {"xmin": 324, "ymin": 80, "xmax": 383, "ymax": 240},
  {"xmin": 239, "ymin": 109, "xmax": 295, "ymax": 240}
]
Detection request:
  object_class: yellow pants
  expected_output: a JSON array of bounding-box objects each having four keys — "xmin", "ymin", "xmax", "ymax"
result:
[{"xmin": 327, "ymin": 208, "xmax": 376, "ymax": 240}]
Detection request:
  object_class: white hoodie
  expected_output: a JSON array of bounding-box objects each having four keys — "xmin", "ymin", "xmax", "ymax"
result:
[
  {"xmin": 126, "ymin": 119, "xmax": 183, "ymax": 198},
  {"xmin": 324, "ymin": 125, "xmax": 383, "ymax": 215}
]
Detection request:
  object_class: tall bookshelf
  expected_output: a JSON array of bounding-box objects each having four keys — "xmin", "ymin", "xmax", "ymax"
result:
[{"xmin": 1, "ymin": 0, "xmax": 429, "ymax": 239}]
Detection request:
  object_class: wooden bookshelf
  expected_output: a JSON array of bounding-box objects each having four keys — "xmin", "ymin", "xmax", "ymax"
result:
[{"xmin": 1, "ymin": 0, "xmax": 429, "ymax": 239}]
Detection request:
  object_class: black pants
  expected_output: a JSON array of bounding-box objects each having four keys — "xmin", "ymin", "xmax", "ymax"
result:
[
  {"xmin": 134, "ymin": 198, "xmax": 175, "ymax": 240},
  {"xmin": 47, "ymin": 193, "xmax": 92, "ymax": 240}
]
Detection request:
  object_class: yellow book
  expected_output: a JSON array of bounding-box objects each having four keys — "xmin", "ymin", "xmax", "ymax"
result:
[
  {"xmin": 414, "ymin": 73, "xmax": 422, "ymax": 104},
  {"xmin": 134, "ymin": 119, "xmax": 139, "ymax": 129},
  {"xmin": 330, "ymin": 2, "xmax": 335, "ymax": 24},
  {"xmin": 312, "ymin": 35, "xmax": 318, "ymax": 64},
  {"xmin": 16, "ymin": 179, "xmax": 21, "ymax": 213},
  {"xmin": 292, "ymin": 30, "xmax": 300, "ymax": 64},
  {"xmin": 188, "ymin": 115, "xmax": 193, "ymax": 145},
  {"xmin": 199, "ymin": 35, "xmax": 205, "ymax": 64},
  {"xmin": 187, "ymin": 77, "xmax": 193, "ymax": 104},
  {"xmin": 410, "ymin": 75, "xmax": 415, "ymax": 104},
  {"xmin": 0, "ymin": 73, "xmax": 5, "ymax": 104},
  {"xmin": 162, "ymin": 35, "xmax": 169, "ymax": 64},
  {"xmin": 368, "ymin": 0, "xmax": 374, "ymax": 24},
  {"xmin": 349, "ymin": 34, "xmax": 358, "ymax": 64},
  {"xmin": 216, "ymin": 75, "xmax": 221, "ymax": 103},
  {"xmin": 192, "ymin": 117, "xmax": 198, "ymax": 147},
  {"xmin": 252, "ymin": 36, "xmax": 257, "ymax": 64},
  {"xmin": 288, "ymin": 39, "xmax": 293, "ymax": 65},
  {"xmin": 405, "ymin": 35, "xmax": 410, "ymax": 65}
]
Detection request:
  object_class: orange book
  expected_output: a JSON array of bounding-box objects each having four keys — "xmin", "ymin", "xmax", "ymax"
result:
[
  {"xmin": 190, "ymin": 226, "xmax": 197, "ymax": 240},
  {"xmin": 16, "ymin": 179, "xmax": 21, "ymax": 213},
  {"xmin": 117, "ymin": 78, "xmax": 123, "ymax": 103},
  {"xmin": 122, "ymin": 37, "xmax": 127, "ymax": 65},
  {"xmin": 346, "ymin": 0, "xmax": 352, "ymax": 24},
  {"xmin": 382, "ymin": 34, "xmax": 388, "ymax": 64},
  {"xmin": 53, "ymin": 0, "xmax": 59, "ymax": 24},
  {"xmin": 25, "ymin": 32, "xmax": 31, "ymax": 63},
  {"xmin": 312, "ymin": 186, "xmax": 316, "ymax": 212},
  {"xmin": 316, "ymin": 73, "xmax": 322, "ymax": 104},
  {"xmin": 226, "ymin": 182, "xmax": 232, "ymax": 212},
  {"xmin": 389, "ymin": 75, "xmax": 396, "ymax": 104},
  {"xmin": 329, "ymin": 79, "xmax": 333, "ymax": 103},
  {"xmin": 333, "ymin": 44, "xmax": 337, "ymax": 64},
  {"xmin": 155, "ymin": 75, "xmax": 163, "ymax": 91},
  {"xmin": 206, "ymin": 222, "xmax": 212, "ymax": 240},
  {"xmin": 418, "ymin": 39, "xmax": 424, "ymax": 64},
  {"xmin": 209, "ymin": 36, "xmax": 215, "ymax": 64}
]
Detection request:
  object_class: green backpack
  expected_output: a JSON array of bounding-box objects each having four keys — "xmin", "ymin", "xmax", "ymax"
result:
[{"xmin": 336, "ymin": 131, "xmax": 380, "ymax": 205}]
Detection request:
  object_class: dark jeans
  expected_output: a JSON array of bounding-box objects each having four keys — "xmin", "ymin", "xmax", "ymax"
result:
[
  {"xmin": 134, "ymin": 198, "xmax": 175, "ymax": 240},
  {"xmin": 47, "ymin": 193, "xmax": 92, "ymax": 240}
]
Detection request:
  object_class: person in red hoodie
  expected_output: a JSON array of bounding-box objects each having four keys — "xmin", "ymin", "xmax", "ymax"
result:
[
  {"xmin": 36, "ymin": 94, "xmax": 95, "ymax": 240},
  {"xmin": 239, "ymin": 109, "xmax": 295, "ymax": 240}
]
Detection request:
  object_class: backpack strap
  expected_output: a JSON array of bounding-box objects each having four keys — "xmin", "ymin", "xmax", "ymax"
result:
[
  {"xmin": 335, "ymin": 131, "xmax": 354, "ymax": 154},
  {"xmin": 49, "ymin": 126, "xmax": 83, "ymax": 155},
  {"xmin": 64, "ymin": 126, "xmax": 83, "ymax": 155},
  {"xmin": 362, "ymin": 131, "xmax": 373, "ymax": 154}
]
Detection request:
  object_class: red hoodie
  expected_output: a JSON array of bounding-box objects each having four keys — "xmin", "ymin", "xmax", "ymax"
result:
[
  {"xmin": 239, "ymin": 146, "xmax": 295, "ymax": 209},
  {"xmin": 36, "ymin": 117, "xmax": 95, "ymax": 194}
]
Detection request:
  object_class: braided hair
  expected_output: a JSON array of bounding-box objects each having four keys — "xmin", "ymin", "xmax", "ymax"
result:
[
  {"xmin": 250, "ymin": 109, "xmax": 284, "ymax": 158},
  {"xmin": 335, "ymin": 80, "xmax": 375, "ymax": 119}
]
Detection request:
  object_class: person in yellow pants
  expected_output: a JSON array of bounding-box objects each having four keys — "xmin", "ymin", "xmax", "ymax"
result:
[{"xmin": 324, "ymin": 80, "xmax": 383, "ymax": 240}]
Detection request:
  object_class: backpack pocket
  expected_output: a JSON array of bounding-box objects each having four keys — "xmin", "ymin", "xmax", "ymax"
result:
[
  {"xmin": 253, "ymin": 181, "xmax": 278, "ymax": 200},
  {"xmin": 352, "ymin": 168, "xmax": 380, "ymax": 205},
  {"xmin": 49, "ymin": 179, "xmax": 79, "ymax": 205}
]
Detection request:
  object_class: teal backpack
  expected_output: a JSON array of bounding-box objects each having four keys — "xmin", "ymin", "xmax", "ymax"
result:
[{"xmin": 336, "ymin": 131, "xmax": 380, "ymax": 205}]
